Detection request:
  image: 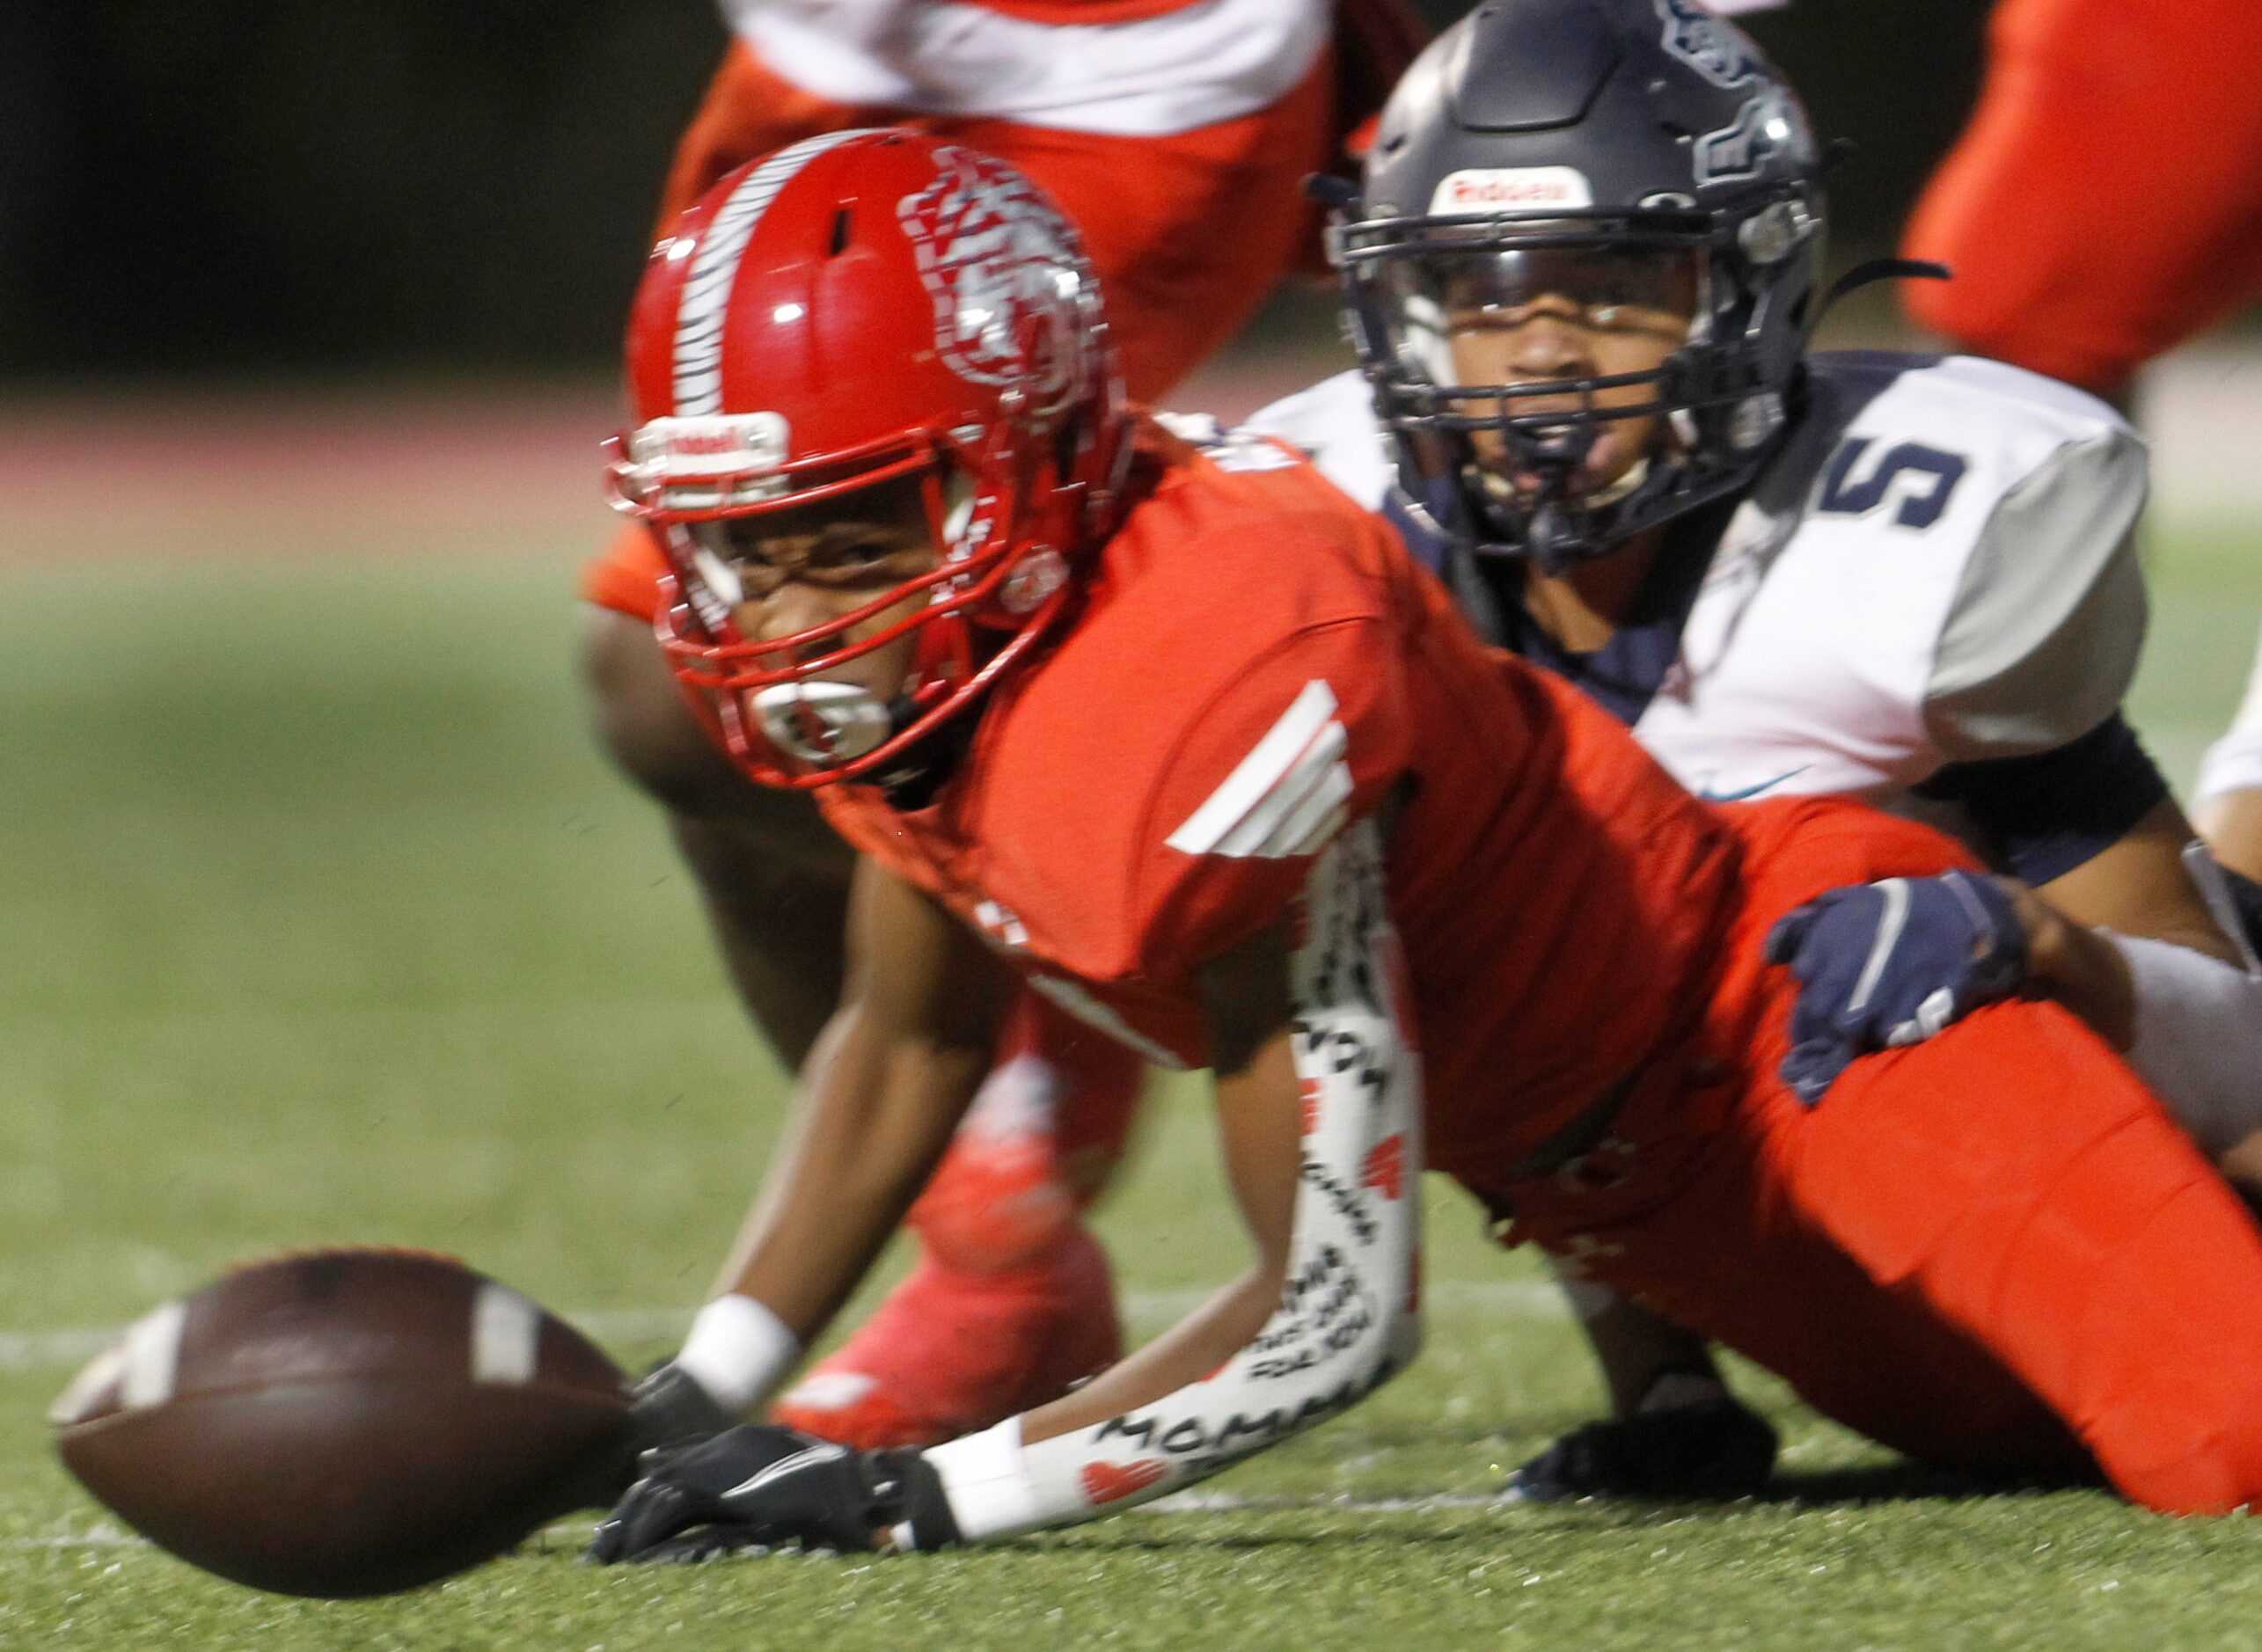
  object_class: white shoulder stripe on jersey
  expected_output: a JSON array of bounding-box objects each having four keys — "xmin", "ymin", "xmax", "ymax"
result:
[
  {"xmin": 1168, "ymin": 679, "xmax": 1352, "ymax": 860},
  {"xmin": 1229, "ymin": 720, "xmax": 1351, "ymax": 860},
  {"xmin": 673, "ymin": 129, "xmax": 874, "ymax": 416}
]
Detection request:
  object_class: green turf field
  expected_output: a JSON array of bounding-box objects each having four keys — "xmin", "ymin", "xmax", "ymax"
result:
[{"xmin": 4, "ymin": 509, "xmax": 2261, "ymax": 1648}]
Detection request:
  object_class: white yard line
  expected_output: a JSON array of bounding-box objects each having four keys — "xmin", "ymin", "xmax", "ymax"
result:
[
  {"xmin": 4, "ymin": 1492, "xmax": 1515, "ymax": 1555},
  {"xmin": 0, "ymin": 1529, "xmax": 146, "ymax": 1551},
  {"xmin": 0, "ymin": 1280, "xmax": 1566, "ymax": 1375},
  {"xmin": 1143, "ymin": 1489, "xmax": 1510, "ymax": 1514},
  {"xmin": 0, "ymin": 1328, "xmax": 114, "ymax": 1371}
]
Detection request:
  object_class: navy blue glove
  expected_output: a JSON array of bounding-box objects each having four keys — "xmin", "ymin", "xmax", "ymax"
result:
[
  {"xmin": 585, "ymin": 1425, "xmax": 959, "ymax": 1562},
  {"xmin": 1764, "ymin": 870, "xmax": 2028, "ymax": 1104}
]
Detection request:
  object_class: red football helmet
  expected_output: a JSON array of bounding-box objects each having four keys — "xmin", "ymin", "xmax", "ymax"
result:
[{"xmin": 606, "ymin": 129, "xmax": 1131, "ymax": 787}]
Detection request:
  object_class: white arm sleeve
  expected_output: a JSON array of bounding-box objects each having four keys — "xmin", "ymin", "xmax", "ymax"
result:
[
  {"xmin": 2107, "ymin": 930, "xmax": 2262, "ymax": 1162},
  {"xmin": 923, "ymin": 822, "xmax": 1424, "ymax": 1541}
]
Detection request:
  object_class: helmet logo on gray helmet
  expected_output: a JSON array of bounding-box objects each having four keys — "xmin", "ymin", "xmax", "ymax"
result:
[
  {"xmin": 1695, "ymin": 89, "xmax": 1799, "ymax": 186},
  {"xmin": 1655, "ymin": 0, "xmax": 1758, "ymax": 89}
]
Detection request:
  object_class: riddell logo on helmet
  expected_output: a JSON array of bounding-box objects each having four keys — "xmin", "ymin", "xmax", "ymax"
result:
[
  {"xmin": 630, "ymin": 413, "xmax": 790, "ymax": 476},
  {"xmin": 1429, "ymin": 168, "xmax": 1594, "ymax": 214}
]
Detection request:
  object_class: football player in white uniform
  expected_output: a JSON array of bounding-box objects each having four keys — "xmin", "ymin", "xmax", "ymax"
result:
[{"xmin": 1244, "ymin": 0, "xmax": 2262, "ymax": 1501}]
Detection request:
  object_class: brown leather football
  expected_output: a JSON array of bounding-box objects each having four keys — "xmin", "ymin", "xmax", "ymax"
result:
[{"xmin": 50, "ymin": 1248, "xmax": 631, "ymax": 1597}]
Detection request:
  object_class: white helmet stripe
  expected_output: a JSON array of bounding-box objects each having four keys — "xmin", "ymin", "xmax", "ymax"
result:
[{"xmin": 673, "ymin": 128, "xmax": 877, "ymax": 415}]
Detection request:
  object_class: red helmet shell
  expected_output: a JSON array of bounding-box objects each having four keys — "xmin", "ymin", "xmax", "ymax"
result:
[{"xmin": 610, "ymin": 129, "xmax": 1130, "ymax": 786}]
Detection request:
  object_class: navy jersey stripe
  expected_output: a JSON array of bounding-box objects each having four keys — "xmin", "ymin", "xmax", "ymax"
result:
[{"xmin": 1914, "ymin": 713, "xmax": 2169, "ymax": 886}]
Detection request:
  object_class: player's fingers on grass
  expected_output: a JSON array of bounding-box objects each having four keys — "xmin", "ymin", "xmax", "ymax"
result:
[{"xmin": 585, "ymin": 1480, "xmax": 692, "ymax": 1564}]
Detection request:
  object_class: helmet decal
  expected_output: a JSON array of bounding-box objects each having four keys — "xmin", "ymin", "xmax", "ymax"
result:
[
  {"xmin": 672, "ymin": 129, "xmax": 872, "ymax": 414},
  {"xmin": 999, "ymin": 548, "xmax": 1069, "ymax": 615},
  {"xmin": 1695, "ymin": 87, "xmax": 1803, "ymax": 187},
  {"xmin": 1653, "ymin": 0, "xmax": 1759, "ymax": 89},
  {"xmin": 1429, "ymin": 167, "xmax": 1594, "ymax": 214},
  {"xmin": 898, "ymin": 148, "xmax": 1092, "ymax": 406}
]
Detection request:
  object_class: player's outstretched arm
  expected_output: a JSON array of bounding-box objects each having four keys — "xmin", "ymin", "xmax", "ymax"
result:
[
  {"xmin": 1765, "ymin": 797, "xmax": 2262, "ymax": 1132},
  {"xmin": 591, "ymin": 824, "xmax": 1424, "ymax": 1558},
  {"xmin": 635, "ymin": 855, "xmax": 1014, "ymax": 1437},
  {"xmin": 2018, "ymin": 797, "xmax": 2241, "ymax": 1042},
  {"xmin": 2021, "ymin": 800, "xmax": 2262, "ymax": 1180},
  {"xmin": 914, "ymin": 822, "xmax": 1424, "ymax": 1542}
]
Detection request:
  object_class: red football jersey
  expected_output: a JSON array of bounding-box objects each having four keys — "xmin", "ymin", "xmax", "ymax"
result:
[{"xmin": 817, "ymin": 422, "xmax": 1741, "ymax": 1177}]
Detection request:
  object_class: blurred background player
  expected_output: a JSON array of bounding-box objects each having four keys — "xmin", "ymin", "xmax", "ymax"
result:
[
  {"xmin": 1895, "ymin": 0, "xmax": 2262, "ymax": 910},
  {"xmin": 1245, "ymin": 0, "xmax": 2262, "ymax": 1500},
  {"xmin": 584, "ymin": 0, "xmax": 1429, "ymax": 1454}
]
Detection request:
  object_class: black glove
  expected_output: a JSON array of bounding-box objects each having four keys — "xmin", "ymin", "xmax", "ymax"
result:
[
  {"xmin": 1504, "ymin": 1384, "xmax": 1777, "ymax": 1503},
  {"xmin": 585, "ymin": 1425, "xmax": 961, "ymax": 1562},
  {"xmin": 627, "ymin": 1362, "xmax": 737, "ymax": 1457},
  {"xmin": 556, "ymin": 1362, "xmax": 738, "ymax": 1513}
]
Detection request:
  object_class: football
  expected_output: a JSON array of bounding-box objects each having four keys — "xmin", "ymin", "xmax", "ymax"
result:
[{"xmin": 49, "ymin": 1248, "xmax": 631, "ymax": 1597}]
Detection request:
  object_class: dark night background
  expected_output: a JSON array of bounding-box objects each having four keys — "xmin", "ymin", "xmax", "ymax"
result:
[{"xmin": 0, "ymin": 1, "xmax": 1992, "ymax": 379}]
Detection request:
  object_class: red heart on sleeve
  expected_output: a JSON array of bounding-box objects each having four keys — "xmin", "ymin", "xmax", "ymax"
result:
[
  {"xmin": 1080, "ymin": 1458, "xmax": 1168, "ymax": 1505},
  {"xmin": 1363, "ymin": 1133, "xmax": 1406, "ymax": 1200}
]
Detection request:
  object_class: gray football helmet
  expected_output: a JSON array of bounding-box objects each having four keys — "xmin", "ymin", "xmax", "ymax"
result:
[{"xmin": 1332, "ymin": 0, "xmax": 1824, "ymax": 568}]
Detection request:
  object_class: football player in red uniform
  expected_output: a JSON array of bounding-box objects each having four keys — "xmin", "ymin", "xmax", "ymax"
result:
[
  {"xmin": 1897, "ymin": 0, "xmax": 2262, "ymax": 895},
  {"xmin": 587, "ymin": 135, "xmax": 2262, "ymax": 1556},
  {"xmin": 1901, "ymin": 0, "xmax": 2262, "ymax": 405},
  {"xmin": 580, "ymin": 0, "xmax": 1427, "ymax": 1451}
]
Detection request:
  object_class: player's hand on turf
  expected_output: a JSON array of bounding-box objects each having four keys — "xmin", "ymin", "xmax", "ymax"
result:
[
  {"xmin": 1764, "ymin": 870, "xmax": 2027, "ymax": 1103},
  {"xmin": 558, "ymin": 1361, "xmax": 738, "ymax": 1511},
  {"xmin": 626, "ymin": 1361, "xmax": 737, "ymax": 1458},
  {"xmin": 1504, "ymin": 1378, "xmax": 1778, "ymax": 1502},
  {"xmin": 585, "ymin": 1425, "xmax": 959, "ymax": 1561}
]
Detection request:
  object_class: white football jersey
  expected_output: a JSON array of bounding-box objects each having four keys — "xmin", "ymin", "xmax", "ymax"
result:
[{"xmin": 1243, "ymin": 353, "xmax": 2149, "ymax": 844}]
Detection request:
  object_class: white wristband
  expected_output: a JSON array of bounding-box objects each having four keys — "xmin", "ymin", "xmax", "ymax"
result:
[
  {"xmin": 675, "ymin": 1293, "xmax": 800, "ymax": 1414},
  {"xmin": 923, "ymin": 1415, "xmax": 1044, "ymax": 1542}
]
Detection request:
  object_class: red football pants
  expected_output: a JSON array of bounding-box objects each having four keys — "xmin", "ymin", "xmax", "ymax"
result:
[
  {"xmin": 1496, "ymin": 799, "xmax": 2262, "ymax": 1515},
  {"xmin": 1902, "ymin": 0, "xmax": 2262, "ymax": 392},
  {"xmin": 908, "ymin": 990, "xmax": 1146, "ymax": 1274}
]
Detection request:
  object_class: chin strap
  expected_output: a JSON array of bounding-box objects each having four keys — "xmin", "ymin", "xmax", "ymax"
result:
[
  {"xmin": 1496, "ymin": 422, "xmax": 1601, "ymax": 575},
  {"xmin": 875, "ymin": 700, "xmax": 977, "ymax": 809}
]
